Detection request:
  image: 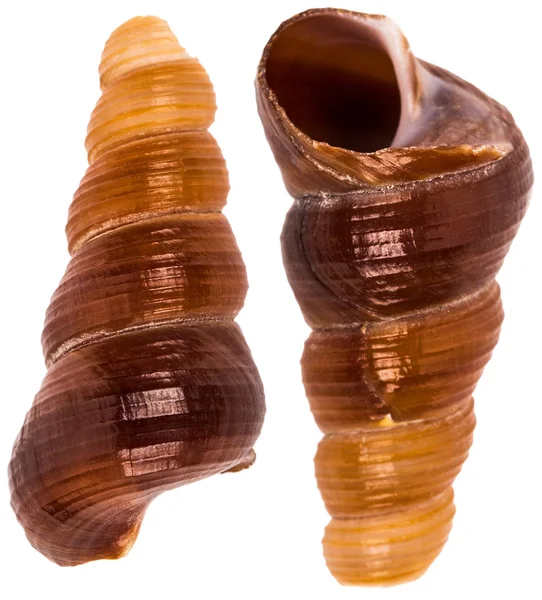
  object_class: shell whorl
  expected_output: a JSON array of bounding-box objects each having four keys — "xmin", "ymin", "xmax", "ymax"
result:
[
  {"xmin": 87, "ymin": 16, "xmax": 216, "ymax": 163},
  {"xmin": 256, "ymin": 8, "xmax": 532, "ymax": 586},
  {"xmin": 99, "ymin": 16, "xmax": 191, "ymax": 89},
  {"xmin": 9, "ymin": 17, "xmax": 265, "ymax": 566}
]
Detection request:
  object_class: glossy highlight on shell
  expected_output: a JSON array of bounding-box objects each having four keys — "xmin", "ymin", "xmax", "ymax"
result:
[
  {"xmin": 9, "ymin": 16, "xmax": 265, "ymax": 566},
  {"xmin": 256, "ymin": 8, "xmax": 532, "ymax": 586}
]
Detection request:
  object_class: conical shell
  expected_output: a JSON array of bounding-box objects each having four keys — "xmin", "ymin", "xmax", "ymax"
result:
[
  {"xmin": 9, "ymin": 16, "xmax": 265, "ymax": 566},
  {"xmin": 256, "ymin": 8, "xmax": 532, "ymax": 586}
]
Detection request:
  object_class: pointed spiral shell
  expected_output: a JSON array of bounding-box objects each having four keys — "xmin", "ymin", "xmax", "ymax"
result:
[
  {"xmin": 9, "ymin": 16, "xmax": 265, "ymax": 566},
  {"xmin": 256, "ymin": 8, "xmax": 532, "ymax": 586}
]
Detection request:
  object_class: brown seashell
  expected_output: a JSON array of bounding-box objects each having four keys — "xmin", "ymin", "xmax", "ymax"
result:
[
  {"xmin": 256, "ymin": 8, "xmax": 532, "ymax": 586},
  {"xmin": 9, "ymin": 16, "xmax": 265, "ymax": 566}
]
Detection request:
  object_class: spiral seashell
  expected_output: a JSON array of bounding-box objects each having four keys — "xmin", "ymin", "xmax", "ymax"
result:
[
  {"xmin": 9, "ymin": 16, "xmax": 265, "ymax": 566},
  {"xmin": 256, "ymin": 8, "xmax": 532, "ymax": 586}
]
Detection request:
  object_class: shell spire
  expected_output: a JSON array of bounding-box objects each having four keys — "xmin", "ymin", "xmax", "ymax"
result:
[
  {"xmin": 86, "ymin": 17, "xmax": 216, "ymax": 165},
  {"xmin": 99, "ymin": 16, "xmax": 191, "ymax": 89},
  {"xmin": 9, "ymin": 16, "xmax": 265, "ymax": 566},
  {"xmin": 256, "ymin": 8, "xmax": 532, "ymax": 586}
]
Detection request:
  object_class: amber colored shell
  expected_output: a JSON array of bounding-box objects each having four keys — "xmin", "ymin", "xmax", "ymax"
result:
[
  {"xmin": 256, "ymin": 8, "xmax": 532, "ymax": 586},
  {"xmin": 9, "ymin": 16, "xmax": 265, "ymax": 566}
]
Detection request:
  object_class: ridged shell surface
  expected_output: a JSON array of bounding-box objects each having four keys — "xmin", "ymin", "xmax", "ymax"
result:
[
  {"xmin": 9, "ymin": 16, "xmax": 265, "ymax": 566},
  {"xmin": 256, "ymin": 8, "xmax": 532, "ymax": 586}
]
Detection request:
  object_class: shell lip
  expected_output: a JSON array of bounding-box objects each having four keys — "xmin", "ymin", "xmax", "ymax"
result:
[
  {"xmin": 256, "ymin": 7, "xmax": 420, "ymax": 150},
  {"xmin": 256, "ymin": 7, "xmax": 509, "ymax": 188}
]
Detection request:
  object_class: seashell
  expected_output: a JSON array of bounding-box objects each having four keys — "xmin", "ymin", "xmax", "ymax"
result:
[
  {"xmin": 9, "ymin": 16, "xmax": 265, "ymax": 566},
  {"xmin": 256, "ymin": 8, "xmax": 532, "ymax": 586}
]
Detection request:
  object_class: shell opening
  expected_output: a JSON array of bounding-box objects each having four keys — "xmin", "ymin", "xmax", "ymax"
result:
[{"xmin": 265, "ymin": 13, "xmax": 402, "ymax": 153}]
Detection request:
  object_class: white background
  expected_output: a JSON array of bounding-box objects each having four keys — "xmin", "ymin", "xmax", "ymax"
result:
[{"xmin": 0, "ymin": 0, "xmax": 540, "ymax": 597}]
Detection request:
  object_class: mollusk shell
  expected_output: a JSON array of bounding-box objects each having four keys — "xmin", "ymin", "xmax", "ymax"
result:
[
  {"xmin": 256, "ymin": 8, "xmax": 532, "ymax": 586},
  {"xmin": 9, "ymin": 16, "xmax": 265, "ymax": 566}
]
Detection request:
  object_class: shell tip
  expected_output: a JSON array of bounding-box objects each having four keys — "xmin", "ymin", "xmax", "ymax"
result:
[{"xmin": 99, "ymin": 15, "xmax": 189, "ymax": 89}]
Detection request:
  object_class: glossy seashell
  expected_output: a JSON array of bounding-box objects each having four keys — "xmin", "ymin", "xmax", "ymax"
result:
[
  {"xmin": 256, "ymin": 8, "xmax": 532, "ymax": 586},
  {"xmin": 9, "ymin": 16, "xmax": 265, "ymax": 566}
]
